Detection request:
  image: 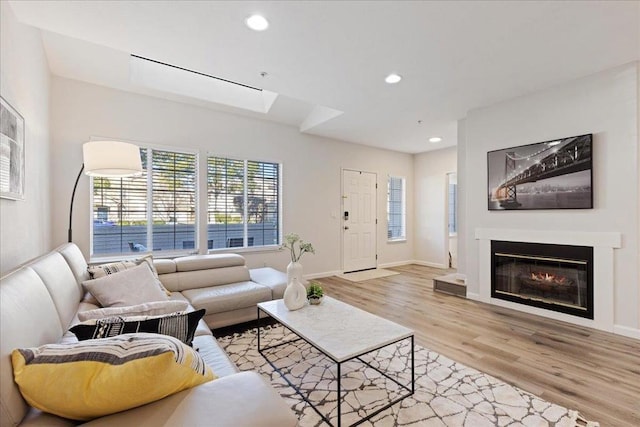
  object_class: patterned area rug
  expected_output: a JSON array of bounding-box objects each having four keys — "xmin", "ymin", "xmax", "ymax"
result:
[{"xmin": 218, "ymin": 324, "xmax": 593, "ymax": 427}]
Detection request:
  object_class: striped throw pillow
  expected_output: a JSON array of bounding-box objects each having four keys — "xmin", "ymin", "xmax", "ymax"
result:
[
  {"xmin": 11, "ymin": 333, "xmax": 214, "ymax": 421},
  {"xmin": 70, "ymin": 309, "xmax": 205, "ymax": 346}
]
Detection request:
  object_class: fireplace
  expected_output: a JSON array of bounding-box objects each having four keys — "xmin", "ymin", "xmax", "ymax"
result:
[{"xmin": 491, "ymin": 241, "xmax": 593, "ymax": 319}]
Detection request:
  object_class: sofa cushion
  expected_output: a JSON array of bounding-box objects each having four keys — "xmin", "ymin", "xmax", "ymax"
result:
[
  {"xmin": 83, "ymin": 264, "xmax": 169, "ymax": 307},
  {"xmin": 182, "ymin": 281, "xmax": 272, "ymax": 314},
  {"xmin": 70, "ymin": 309, "xmax": 205, "ymax": 346},
  {"xmin": 56, "ymin": 243, "xmax": 90, "ymax": 286},
  {"xmin": 249, "ymin": 267, "xmax": 288, "ymax": 299},
  {"xmin": 0, "ymin": 267, "xmax": 64, "ymax": 427},
  {"xmin": 153, "ymin": 259, "xmax": 176, "ymax": 275},
  {"xmin": 174, "ymin": 254, "xmax": 245, "ymax": 272},
  {"xmin": 29, "ymin": 252, "xmax": 83, "ymax": 330},
  {"xmin": 11, "ymin": 333, "xmax": 214, "ymax": 421},
  {"xmin": 192, "ymin": 335, "xmax": 238, "ymax": 378},
  {"xmin": 79, "ymin": 372, "xmax": 297, "ymax": 427},
  {"xmin": 158, "ymin": 266, "xmax": 251, "ymax": 292},
  {"xmin": 78, "ymin": 301, "xmax": 189, "ymax": 322},
  {"xmin": 167, "ymin": 293, "xmax": 213, "ymax": 337}
]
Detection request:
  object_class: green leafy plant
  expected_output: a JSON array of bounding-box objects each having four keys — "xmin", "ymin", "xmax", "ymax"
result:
[
  {"xmin": 282, "ymin": 233, "xmax": 315, "ymax": 263},
  {"xmin": 307, "ymin": 283, "xmax": 324, "ymax": 299}
]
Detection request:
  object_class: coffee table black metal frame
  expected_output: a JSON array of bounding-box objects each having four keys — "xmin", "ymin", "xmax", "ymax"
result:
[{"xmin": 257, "ymin": 306, "xmax": 415, "ymax": 427}]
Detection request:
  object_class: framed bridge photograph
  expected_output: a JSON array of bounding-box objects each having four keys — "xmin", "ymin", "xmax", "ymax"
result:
[{"xmin": 487, "ymin": 134, "xmax": 593, "ymax": 210}]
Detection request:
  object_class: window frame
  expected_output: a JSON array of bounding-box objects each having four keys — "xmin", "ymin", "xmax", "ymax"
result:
[
  {"xmin": 448, "ymin": 173, "xmax": 458, "ymax": 237},
  {"xmin": 205, "ymin": 153, "xmax": 283, "ymax": 253},
  {"xmin": 89, "ymin": 141, "xmax": 199, "ymax": 261},
  {"xmin": 387, "ymin": 175, "xmax": 406, "ymax": 242}
]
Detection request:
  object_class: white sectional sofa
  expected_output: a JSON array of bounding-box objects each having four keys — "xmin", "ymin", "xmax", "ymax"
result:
[
  {"xmin": 153, "ymin": 253, "xmax": 288, "ymax": 329},
  {"xmin": 0, "ymin": 243, "xmax": 297, "ymax": 427}
]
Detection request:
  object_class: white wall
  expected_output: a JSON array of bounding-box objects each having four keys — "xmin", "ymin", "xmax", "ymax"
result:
[
  {"xmin": 0, "ymin": 4, "xmax": 51, "ymax": 275},
  {"xmin": 50, "ymin": 77, "xmax": 414, "ymax": 277},
  {"xmin": 456, "ymin": 118, "xmax": 467, "ymax": 275},
  {"xmin": 459, "ymin": 62, "xmax": 639, "ymax": 334},
  {"xmin": 414, "ymin": 146, "xmax": 456, "ymax": 267}
]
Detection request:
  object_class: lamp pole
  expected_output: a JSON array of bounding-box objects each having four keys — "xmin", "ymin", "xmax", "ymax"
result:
[{"xmin": 68, "ymin": 164, "xmax": 85, "ymax": 243}]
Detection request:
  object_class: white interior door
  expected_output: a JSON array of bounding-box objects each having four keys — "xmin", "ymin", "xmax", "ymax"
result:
[{"xmin": 342, "ymin": 169, "xmax": 377, "ymax": 273}]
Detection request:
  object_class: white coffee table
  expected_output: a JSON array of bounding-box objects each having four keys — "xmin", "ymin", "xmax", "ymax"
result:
[{"xmin": 257, "ymin": 296, "xmax": 414, "ymax": 427}]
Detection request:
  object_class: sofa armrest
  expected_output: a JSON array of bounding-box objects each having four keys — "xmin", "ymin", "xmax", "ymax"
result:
[{"xmin": 80, "ymin": 372, "xmax": 297, "ymax": 427}]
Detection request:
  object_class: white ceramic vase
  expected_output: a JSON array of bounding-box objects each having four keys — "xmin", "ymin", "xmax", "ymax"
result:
[
  {"xmin": 287, "ymin": 261, "xmax": 303, "ymax": 284},
  {"xmin": 283, "ymin": 277, "xmax": 307, "ymax": 311}
]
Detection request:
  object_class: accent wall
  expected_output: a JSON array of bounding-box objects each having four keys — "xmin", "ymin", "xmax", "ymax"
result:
[
  {"xmin": 458, "ymin": 62, "xmax": 640, "ymax": 338},
  {"xmin": 0, "ymin": 3, "xmax": 51, "ymax": 275}
]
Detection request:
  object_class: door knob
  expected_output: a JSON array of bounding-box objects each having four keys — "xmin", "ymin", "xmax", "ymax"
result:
[{"xmin": 344, "ymin": 226, "xmax": 349, "ymax": 230}]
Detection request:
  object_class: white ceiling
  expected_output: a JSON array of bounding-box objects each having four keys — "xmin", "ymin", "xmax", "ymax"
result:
[{"xmin": 8, "ymin": 1, "xmax": 640, "ymax": 154}]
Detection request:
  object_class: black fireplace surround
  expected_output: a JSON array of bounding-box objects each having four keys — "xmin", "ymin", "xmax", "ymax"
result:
[{"xmin": 491, "ymin": 240, "xmax": 594, "ymax": 319}]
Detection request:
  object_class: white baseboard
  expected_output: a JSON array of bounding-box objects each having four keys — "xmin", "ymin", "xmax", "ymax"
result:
[
  {"xmin": 466, "ymin": 292, "xmax": 481, "ymax": 301},
  {"xmin": 412, "ymin": 260, "xmax": 448, "ymax": 269},
  {"xmin": 303, "ymin": 270, "xmax": 342, "ymax": 280},
  {"xmin": 613, "ymin": 325, "xmax": 640, "ymax": 340},
  {"xmin": 378, "ymin": 260, "xmax": 413, "ymax": 269}
]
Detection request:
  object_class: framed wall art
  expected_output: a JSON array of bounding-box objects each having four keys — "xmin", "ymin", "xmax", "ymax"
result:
[
  {"xmin": 0, "ymin": 96, "xmax": 25, "ymax": 200},
  {"xmin": 487, "ymin": 134, "xmax": 592, "ymax": 210}
]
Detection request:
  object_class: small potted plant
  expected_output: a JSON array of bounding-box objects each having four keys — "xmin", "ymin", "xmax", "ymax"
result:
[{"xmin": 307, "ymin": 283, "xmax": 324, "ymax": 305}]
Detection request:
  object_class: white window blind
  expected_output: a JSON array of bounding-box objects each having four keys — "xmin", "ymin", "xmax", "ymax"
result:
[
  {"xmin": 387, "ymin": 176, "xmax": 406, "ymax": 240},
  {"xmin": 91, "ymin": 147, "xmax": 197, "ymax": 256},
  {"xmin": 448, "ymin": 179, "xmax": 457, "ymax": 235},
  {"xmin": 207, "ymin": 156, "xmax": 280, "ymax": 249}
]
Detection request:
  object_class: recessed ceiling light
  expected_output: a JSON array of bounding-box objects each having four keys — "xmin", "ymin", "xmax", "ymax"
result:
[
  {"xmin": 385, "ymin": 73, "xmax": 402, "ymax": 84},
  {"xmin": 429, "ymin": 137, "xmax": 442, "ymax": 143},
  {"xmin": 246, "ymin": 14, "xmax": 269, "ymax": 31}
]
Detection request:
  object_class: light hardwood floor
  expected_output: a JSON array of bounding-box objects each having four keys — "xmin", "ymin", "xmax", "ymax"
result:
[{"xmin": 313, "ymin": 264, "xmax": 640, "ymax": 427}]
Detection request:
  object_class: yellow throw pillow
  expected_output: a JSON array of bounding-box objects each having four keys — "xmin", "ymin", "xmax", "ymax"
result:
[{"xmin": 11, "ymin": 333, "xmax": 215, "ymax": 421}]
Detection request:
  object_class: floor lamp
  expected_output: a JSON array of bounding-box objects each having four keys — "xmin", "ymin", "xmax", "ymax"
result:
[{"xmin": 68, "ymin": 141, "xmax": 143, "ymax": 242}]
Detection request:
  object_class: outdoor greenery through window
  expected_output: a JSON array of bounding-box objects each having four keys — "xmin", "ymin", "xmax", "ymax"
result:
[
  {"xmin": 387, "ymin": 176, "xmax": 406, "ymax": 240},
  {"xmin": 91, "ymin": 147, "xmax": 197, "ymax": 256},
  {"xmin": 207, "ymin": 156, "xmax": 280, "ymax": 249}
]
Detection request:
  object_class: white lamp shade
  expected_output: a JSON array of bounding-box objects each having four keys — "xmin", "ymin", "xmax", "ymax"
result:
[{"xmin": 82, "ymin": 141, "xmax": 143, "ymax": 177}]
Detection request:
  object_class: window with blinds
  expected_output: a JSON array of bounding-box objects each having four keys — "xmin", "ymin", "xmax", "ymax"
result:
[
  {"xmin": 207, "ymin": 156, "xmax": 280, "ymax": 249},
  {"xmin": 91, "ymin": 147, "xmax": 197, "ymax": 256},
  {"xmin": 387, "ymin": 176, "xmax": 406, "ymax": 241},
  {"xmin": 448, "ymin": 177, "xmax": 457, "ymax": 235}
]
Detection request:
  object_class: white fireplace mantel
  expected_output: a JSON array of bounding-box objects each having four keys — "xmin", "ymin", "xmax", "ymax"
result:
[
  {"xmin": 474, "ymin": 228, "xmax": 622, "ymax": 248},
  {"xmin": 474, "ymin": 228, "xmax": 622, "ymax": 333}
]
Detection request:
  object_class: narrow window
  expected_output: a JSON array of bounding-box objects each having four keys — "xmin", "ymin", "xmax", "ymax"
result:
[
  {"xmin": 448, "ymin": 174, "xmax": 457, "ymax": 235},
  {"xmin": 387, "ymin": 176, "xmax": 406, "ymax": 241}
]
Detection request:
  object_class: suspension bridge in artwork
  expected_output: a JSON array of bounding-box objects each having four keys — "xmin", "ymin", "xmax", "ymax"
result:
[{"xmin": 492, "ymin": 135, "xmax": 592, "ymax": 209}]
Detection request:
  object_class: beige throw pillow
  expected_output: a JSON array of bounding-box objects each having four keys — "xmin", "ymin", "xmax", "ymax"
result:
[
  {"xmin": 77, "ymin": 301, "xmax": 189, "ymax": 322},
  {"xmin": 83, "ymin": 264, "xmax": 169, "ymax": 307},
  {"xmin": 87, "ymin": 255, "xmax": 171, "ymax": 296}
]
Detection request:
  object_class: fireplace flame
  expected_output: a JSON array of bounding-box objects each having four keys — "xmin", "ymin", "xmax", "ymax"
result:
[{"xmin": 530, "ymin": 272, "xmax": 568, "ymax": 285}]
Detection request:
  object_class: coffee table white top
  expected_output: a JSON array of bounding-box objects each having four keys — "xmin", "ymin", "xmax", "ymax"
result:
[{"xmin": 257, "ymin": 296, "xmax": 413, "ymax": 362}]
